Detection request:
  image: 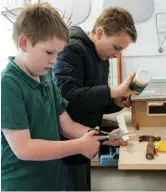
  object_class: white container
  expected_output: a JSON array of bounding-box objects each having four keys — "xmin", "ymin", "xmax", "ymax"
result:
[{"xmin": 130, "ymin": 69, "xmax": 151, "ymax": 92}]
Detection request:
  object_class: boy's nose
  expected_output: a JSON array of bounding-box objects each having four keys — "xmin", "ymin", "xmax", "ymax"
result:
[{"xmin": 50, "ymin": 58, "xmax": 56, "ymax": 65}]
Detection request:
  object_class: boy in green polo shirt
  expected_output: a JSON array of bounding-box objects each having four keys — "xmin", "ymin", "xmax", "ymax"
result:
[{"xmin": 1, "ymin": 3, "xmax": 107, "ymax": 191}]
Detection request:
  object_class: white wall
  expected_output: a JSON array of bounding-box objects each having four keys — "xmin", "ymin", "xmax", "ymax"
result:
[
  {"xmin": 0, "ymin": 30, "xmax": 16, "ymax": 71},
  {"xmin": 122, "ymin": 55, "xmax": 166, "ymax": 80},
  {"xmin": 123, "ymin": 0, "xmax": 166, "ymax": 57},
  {"xmin": 122, "ymin": 0, "xmax": 166, "ymax": 80},
  {"xmin": 1, "ymin": 0, "xmax": 166, "ymax": 81},
  {"xmin": 79, "ymin": 0, "xmax": 103, "ymax": 31}
]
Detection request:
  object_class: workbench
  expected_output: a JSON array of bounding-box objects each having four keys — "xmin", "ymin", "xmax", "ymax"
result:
[{"xmin": 91, "ymin": 108, "xmax": 166, "ymax": 170}]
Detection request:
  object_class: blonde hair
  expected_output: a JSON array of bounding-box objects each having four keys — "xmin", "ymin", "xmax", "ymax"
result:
[
  {"xmin": 92, "ymin": 7, "xmax": 137, "ymax": 42},
  {"xmin": 12, "ymin": 2, "xmax": 69, "ymax": 47}
]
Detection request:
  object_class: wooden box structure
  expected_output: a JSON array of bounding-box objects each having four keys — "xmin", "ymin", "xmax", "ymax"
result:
[{"xmin": 131, "ymin": 80, "xmax": 166, "ymax": 127}]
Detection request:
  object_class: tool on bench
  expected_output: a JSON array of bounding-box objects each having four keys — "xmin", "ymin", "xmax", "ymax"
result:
[
  {"xmin": 139, "ymin": 135, "xmax": 161, "ymax": 160},
  {"xmin": 96, "ymin": 128, "xmax": 135, "ymax": 166},
  {"xmin": 90, "ymin": 114, "xmax": 135, "ymax": 165}
]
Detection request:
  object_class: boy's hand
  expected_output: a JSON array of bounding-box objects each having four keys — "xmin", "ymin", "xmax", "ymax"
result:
[
  {"xmin": 113, "ymin": 96, "xmax": 131, "ymax": 108},
  {"xmin": 111, "ymin": 73, "xmax": 140, "ymax": 98},
  {"xmin": 102, "ymin": 128, "xmax": 128, "ymax": 146},
  {"xmin": 79, "ymin": 130, "xmax": 108, "ymax": 159}
]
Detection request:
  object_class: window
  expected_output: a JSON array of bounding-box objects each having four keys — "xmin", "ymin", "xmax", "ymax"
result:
[{"xmin": 147, "ymin": 101, "xmax": 166, "ymax": 116}]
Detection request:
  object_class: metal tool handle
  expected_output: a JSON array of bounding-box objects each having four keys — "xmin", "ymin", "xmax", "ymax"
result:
[{"xmin": 88, "ymin": 129, "xmax": 109, "ymax": 144}]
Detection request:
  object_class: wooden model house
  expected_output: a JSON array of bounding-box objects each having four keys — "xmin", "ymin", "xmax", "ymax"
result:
[{"xmin": 131, "ymin": 80, "xmax": 166, "ymax": 127}]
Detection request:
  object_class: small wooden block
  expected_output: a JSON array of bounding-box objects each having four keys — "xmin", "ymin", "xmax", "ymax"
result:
[{"xmin": 117, "ymin": 113, "xmax": 129, "ymax": 141}]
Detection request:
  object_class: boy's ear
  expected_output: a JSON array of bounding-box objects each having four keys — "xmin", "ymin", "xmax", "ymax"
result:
[
  {"xmin": 18, "ymin": 35, "xmax": 29, "ymax": 52},
  {"xmin": 96, "ymin": 27, "xmax": 104, "ymax": 40}
]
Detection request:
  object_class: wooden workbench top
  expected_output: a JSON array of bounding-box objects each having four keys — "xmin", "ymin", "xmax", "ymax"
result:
[{"xmin": 103, "ymin": 108, "xmax": 166, "ymax": 170}]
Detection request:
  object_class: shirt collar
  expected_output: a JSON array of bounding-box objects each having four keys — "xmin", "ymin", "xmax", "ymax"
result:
[{"xmin": 8, "ymin": 56, "xmax": 49, "ymax": 89}]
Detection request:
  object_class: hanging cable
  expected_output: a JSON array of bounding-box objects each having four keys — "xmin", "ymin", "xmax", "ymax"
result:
[
  {"xmin": 71, "ymin": 0, "xmax": 91, "ymax": 25},
  {"xmin": 156, "ymin": 13, "xmax": 166, "ymax": 53}
]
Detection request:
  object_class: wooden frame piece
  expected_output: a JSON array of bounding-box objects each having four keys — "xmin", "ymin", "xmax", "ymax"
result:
[{"xmin": 117, "ymin": 54, "xmax": 122, "ymax": 85}]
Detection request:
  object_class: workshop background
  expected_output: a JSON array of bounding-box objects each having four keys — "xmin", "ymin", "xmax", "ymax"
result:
[{"xmin": 1, "ymin": 0, "xmax": 166, "ymax": 191}]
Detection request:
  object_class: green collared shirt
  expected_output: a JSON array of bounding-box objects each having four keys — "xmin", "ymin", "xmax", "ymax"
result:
[{"xmin": 1, "ymin": 57, "xmax": 68, "ymax": 191}]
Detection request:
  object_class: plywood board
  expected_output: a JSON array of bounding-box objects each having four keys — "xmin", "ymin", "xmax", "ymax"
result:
[
  {"xmin": 119, "ymin": 128, "xmax": 166, "ymax": 170},
  {"xmin": 103, "ymin": 108, "xmax": 166, "ymax": 170},
  {"xmin": 119, "ymin": 141, "xmax": 166, "ymax": 170}
]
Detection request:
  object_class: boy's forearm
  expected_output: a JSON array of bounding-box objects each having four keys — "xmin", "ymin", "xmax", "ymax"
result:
[
  {"xmin": 61, "ymin": 121, "xmax": 90, "ymax": 139},
  {"xmin": 18, "ymin": 139, "xmax": 82, "ymax": 161},
  {"xmin": 59, "ymin": 111, "xmax": 91, "ymax": 139},
  {"xmin": 110, "ymin": 87, "xmax": 118, "ymax": 98}
]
